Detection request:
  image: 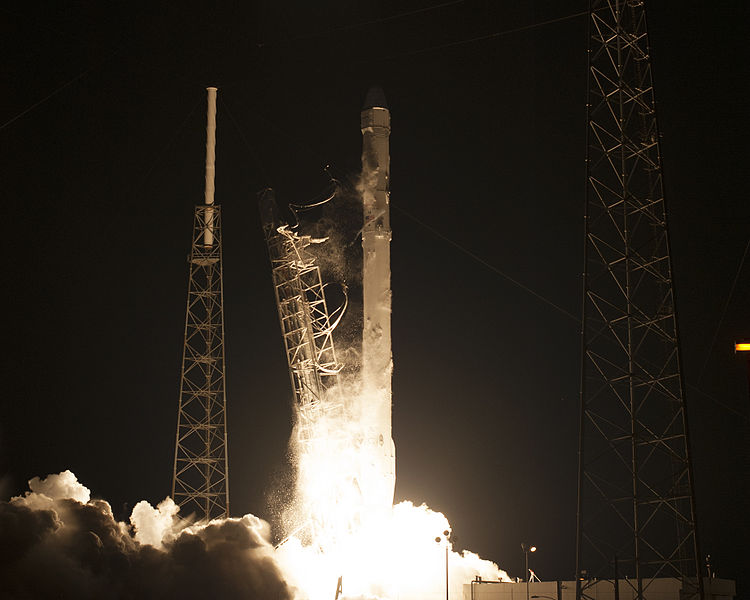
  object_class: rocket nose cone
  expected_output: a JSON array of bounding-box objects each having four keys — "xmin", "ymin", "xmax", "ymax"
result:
[{"xmin": 363, "ymin": 86, "xmax": 388, "ymax": 110}]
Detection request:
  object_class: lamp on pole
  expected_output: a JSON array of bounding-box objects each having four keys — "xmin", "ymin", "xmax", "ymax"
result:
[
  {"xmin": 435, "ymin": 530, "xmax": 451, "ymax": 600},
  {"xmin": 736, "ymin": 340, "xmax": 750, "ymax": 404},
  {"xmin": 521, "ymin": 543, "xmax": 537, "ymax": 600}
]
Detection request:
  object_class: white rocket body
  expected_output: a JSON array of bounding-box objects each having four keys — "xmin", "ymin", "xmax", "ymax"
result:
[{"xmin": 360, "ymin": 89, "xmax": 396, "ymax": 510}]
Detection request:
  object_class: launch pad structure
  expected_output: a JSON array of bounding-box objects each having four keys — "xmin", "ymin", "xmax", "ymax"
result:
[
  {"xmin": 259, "ymin": 189, "xmax": 350, "ymax": 543},
  {"xmin": 259, "ymin": 190, "xmax": 344, "ymax": 448}
]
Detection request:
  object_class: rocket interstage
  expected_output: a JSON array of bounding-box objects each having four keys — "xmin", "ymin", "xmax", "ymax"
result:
[{"xmin": 360, "ymin": 87, "xmax": 396, "ymax": 511}]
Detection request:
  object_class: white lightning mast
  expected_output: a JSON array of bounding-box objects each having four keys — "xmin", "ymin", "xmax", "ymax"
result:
[{"xmin": 203, "ymin": 86, "xmax": 217, "ymax": 246}]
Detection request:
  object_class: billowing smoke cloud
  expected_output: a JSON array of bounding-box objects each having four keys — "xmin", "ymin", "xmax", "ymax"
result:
[{"xmin": 1, "ymin": 471, "xmax": 292, "ymax": 600}]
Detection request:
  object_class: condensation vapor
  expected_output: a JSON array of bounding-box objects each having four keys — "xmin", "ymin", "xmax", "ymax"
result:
[
  {"xmin": 0, "ymin": 471, "xmax": 292, "ymax": 600},
  {"xmin": 2, "ymin": 470, "xmax": 511, "ymax": 600}
]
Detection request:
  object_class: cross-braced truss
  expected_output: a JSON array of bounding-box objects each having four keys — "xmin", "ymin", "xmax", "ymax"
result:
[
  {"xmin": 576, "ymin": 2, "xmax": 703, "ymax": 599},
  {"xmin": 172, "ymin": 205, "xmax": 229, "ymax": 521},
  {"xmin": 261, "ymin": 189, "xmax": 358, "ymax": 546},
  {"xmin": 262, "ymin": 204, "xmax": 343, "ymax": 443}
]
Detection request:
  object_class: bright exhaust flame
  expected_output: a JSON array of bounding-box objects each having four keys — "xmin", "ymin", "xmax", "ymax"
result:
[
  {"xmin": 274, "ymin": 381, "xmax": 512, "ymax": 600},
  {"xmin": 277, "ymin": 500, "xmax": 512, "ymax": 600}
]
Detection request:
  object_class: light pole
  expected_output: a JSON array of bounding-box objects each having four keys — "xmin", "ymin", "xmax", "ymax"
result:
[
  {"xmin": 435, "ymin": 530, "xmax": 451, "ymax": 600},
  {"xmin": 521, "ymin": 543, "xmax": 537, "ymax": 600},
  {"xmin": 735, "ymin": 340, "xmax": 750, "ymax": 404}
]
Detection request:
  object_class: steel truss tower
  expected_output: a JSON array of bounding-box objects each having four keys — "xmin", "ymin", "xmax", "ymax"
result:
[
  {"xmin": 259, "ymin": 189, "xmax": 342, "ymax": 447},
  {"xmin": 260, "ymin": 188, "xmax": 352, "ymax": 543},
  {"xmin": 172, "ymin": 88, "xmax": 229, "ymax": 521},
  {"xmin": 576, "ymin": 2, "xmax": 703, "ymax": 598}
]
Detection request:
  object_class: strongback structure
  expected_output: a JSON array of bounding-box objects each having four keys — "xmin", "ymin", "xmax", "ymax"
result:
[
  {"xmin": 259, "ymin": 188, "xmax": 347, "ymax": 544},
  {"xmin": 576, "ymin": 2, "xmax": 702, "ymax": 599},
  {"xmin": 259, "ymin": 188, "xmax": 342, "ymax": 447},
  {"xmin": 172, "ymin": 87, "xmax": 229, "ymax": 521}
]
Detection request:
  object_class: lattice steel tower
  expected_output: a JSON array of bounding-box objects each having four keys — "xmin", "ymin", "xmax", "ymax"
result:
[
  {"xmin": 259, "ymin": 188, "xmax": 342, "ymax": 446},
  {"xmin": 172, "ymin": 87, "xmax": 229, "ymax": 521},
  {"xmin": 576, "ymin": 2, "xmax": 703, "ymax": 598},
  {"xmin": 259, "ymin": 188, "xmax": 348, "ymax": 544}
]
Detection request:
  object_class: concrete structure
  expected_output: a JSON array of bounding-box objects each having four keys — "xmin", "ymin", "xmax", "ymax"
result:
[{"xmin": 464, "ymin": 579, "xmax": 736, "ymax": 600}]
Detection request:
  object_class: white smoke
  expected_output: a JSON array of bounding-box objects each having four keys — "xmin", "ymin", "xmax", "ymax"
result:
[
  {"xmin": 130, "ymin": 496, "xmax": 179, "ymax": 548},
  {"xmin": 1, "ymin": 471, "xmax": 292, "ymax": 600},
  {"xmin": 8, "ymin": 471, "xmax": 514, "ymax": 600},
  {"xmin": 12, "ymin": 469, "xmax": 91, "ymax": 509},
  {"xmin": 275, "ymin": 500, "xmax": 512, "ymax": 600}
]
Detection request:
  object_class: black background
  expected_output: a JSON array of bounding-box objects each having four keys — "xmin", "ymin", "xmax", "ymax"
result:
[{"xmin": 2, "ymin": 0, "xmax": 748, "ymax": 591}]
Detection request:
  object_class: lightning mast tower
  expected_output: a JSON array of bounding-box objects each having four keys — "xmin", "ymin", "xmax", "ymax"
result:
[
  {"xmin": 172, "ymin": 87, "xmax": 230, "ymax": 521},
  {"xmin": 576, "ymin": 2, "xmax": 703, "ymax": 598}
]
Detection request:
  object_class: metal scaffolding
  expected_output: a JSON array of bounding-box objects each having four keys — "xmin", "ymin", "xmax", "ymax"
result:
[
  {"xmin": 260, "ymin": 189, "xmax": 343, "ymax": 445},
  {"xmin": 576, "ymin": 2, "xmax": 703, "ymax": 598},
  {"xmin": 260, "ymin": 188, "xmax": 357, "ymax": 547},
  {"xmin": 172, "ymin": 204, "xmax": 229, "ymax": 521}
]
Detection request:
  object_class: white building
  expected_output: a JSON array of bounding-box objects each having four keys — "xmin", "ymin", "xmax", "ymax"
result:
[{"xmin": 464, "ymin": 578, "xmax": 735, "ymax": 600}]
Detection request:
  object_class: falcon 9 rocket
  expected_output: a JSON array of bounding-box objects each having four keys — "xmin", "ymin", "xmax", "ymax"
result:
[{"xmin": 360, "ymin": 87, "xmax": 396, "ymax": 511}]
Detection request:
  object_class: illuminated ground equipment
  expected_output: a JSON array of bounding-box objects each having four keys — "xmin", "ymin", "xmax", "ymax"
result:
[
  {"xmin": 172, "ymin": 88, "xmax": 230, "ymax": 521},
  {"xmin": 576, "ymin": 3, "xmax": 703, "ymax": 598}
]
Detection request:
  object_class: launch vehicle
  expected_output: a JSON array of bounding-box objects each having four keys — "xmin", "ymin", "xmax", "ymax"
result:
[{"xmin": 260, "ymin": 87, "xmax": 396, "ymax": 545}]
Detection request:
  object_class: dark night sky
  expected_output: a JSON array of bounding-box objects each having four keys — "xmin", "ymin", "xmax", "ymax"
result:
[{"xmin": 2, "ymin": 0, "xmax": 748, "ymax": 591}]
